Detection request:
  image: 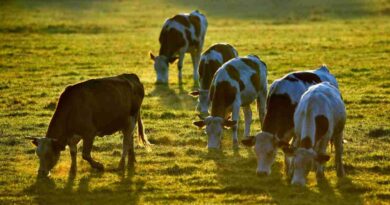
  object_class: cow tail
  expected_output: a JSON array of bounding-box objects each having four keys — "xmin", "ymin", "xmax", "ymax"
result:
[{"xmin": 137, "ymin": 110, "xmax": 150, "ymax": 147}]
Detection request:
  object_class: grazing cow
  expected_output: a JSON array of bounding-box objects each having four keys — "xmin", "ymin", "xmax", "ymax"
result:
[
  {"xmin": 242, "ymin": 65, "xmax": 338, "ymax": 176},
  {"xmin": 27, "ymin": 74, "xmax": 149, "ymax": 177},
  {"xmin": 150, "ymin": 10, "xmax": 207, "ymax": 84},
  {"xmin": 286, "ymin": 82, "xmax": 346, "ymax": 186},
  {"xmin": 190, "ymin": 43, "xmax": 238, "ymax": 116},
  {"xmin": 193, "ymin": 55, "xmax": 267, "ymax": 149}
]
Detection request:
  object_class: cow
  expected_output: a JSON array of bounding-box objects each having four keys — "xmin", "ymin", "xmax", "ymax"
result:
[
  {"xmin": 27, "ymin": 74, "xmax": 149, "ymax": 177},
  {"xmin": 286, "ymin": 82, "xmax": 346, "ymax": 186},
  {"xmin": 193, "ymin": 55, "xmax": 267, "ymax": 149},
  {"xmin": 242, "ymin": 65, "xmax": 339, "ymax": 176},
  {"xmin": 190, "ymin": 43, "xmax": 238, "ymax": 116},
  {"xmin": 150, "ymin": 10, "xmax": 208, "ymax": 84}
]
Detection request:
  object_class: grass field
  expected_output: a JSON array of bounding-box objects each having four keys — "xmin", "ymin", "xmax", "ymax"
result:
[{"xmin": 0, "ymin": 0, "xmax": 389, "ymax": 204}]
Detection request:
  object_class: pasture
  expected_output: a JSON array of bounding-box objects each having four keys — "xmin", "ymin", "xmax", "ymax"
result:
[{"xmin": 0, "ymin": 0, "xmax": 389, "ymax": 204}]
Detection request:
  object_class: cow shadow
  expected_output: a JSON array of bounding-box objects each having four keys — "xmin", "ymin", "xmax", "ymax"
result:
[
  {"xmin": 24, "ymin": 167, "xmax": 144, "ymax": 205},
  {"xmin": 149, "ymin": 83, "xmax": 197, "ymax": 110},
  {"xmin": 196, "ymin": 146, "xmax": 364, "ymax": 204}
]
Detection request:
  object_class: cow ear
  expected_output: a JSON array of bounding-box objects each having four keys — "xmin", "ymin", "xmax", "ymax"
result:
[
  {"xmin": 241, "ymin": 136, "xmax": 256, "ymax": 147},
  {"xmin": 189, "ymin": 90, "xmax": 200, "ymax": 97},
  {"xmin": 149, "ymin": 52, "xmax": 156, "ymax": 61},
  {"xmin": 223, "ymin": 120, "xmax": 236, "ymax": 128},
  {"xmin": 31, "ymin": 138, "xmax": 38, "ymax": 146},
  {"xmin": 26, "ymin": 137, "xmax": 39, "ymax": 147},
  {"xmin": 315, "ymin": 154, "xmax": 331, "ymax": 163},
  {"xmin": 193, "ymin": 120, "xmax": 206, "ymax": 128},
  {"xmin": 168, "ymin": 57, "xmax": 178, "ymax": 64}
]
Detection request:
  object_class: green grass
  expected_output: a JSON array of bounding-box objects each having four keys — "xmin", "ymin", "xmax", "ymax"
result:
[{"xmin": 0, "ymin": 0, "xmax": 389, "ymax": 204}]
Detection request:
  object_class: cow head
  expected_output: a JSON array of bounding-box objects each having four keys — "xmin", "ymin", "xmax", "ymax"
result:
[
  {"xmin": 189, "ymin": 89, "xmax": 210, "ymax": 116},
  {"xmin": 27, "ymin": 137, "xmax": 61, "ymax": 177},
  {"xmin": 150, "ymin": 52, "xmax": 178, "ymax": 84},
  {"xmin": 193, "ymin": 116, "xmax": 236, "ymax": 149},
  {"xmin": 286, "ymin": 147, "xmax": 330, "ymax": 186},
  {"xmin": 242, "ymin": 132, "xmax": 289, "ymax": 176}
]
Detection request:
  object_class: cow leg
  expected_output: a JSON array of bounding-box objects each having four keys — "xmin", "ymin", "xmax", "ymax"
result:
[
  {"xmin": 68, "ymin": 135, "xmax": 81, "ymax": 174},
  {"xmin": 190, "ymin": 50, "xmax": 201, "ymax": 83},
  {"xmin": 284, "ymin": 154, "xmax": 294, "ymax": 179},
  {"xmin": 127, "ymin": 116, "xmax": 137, "ymax": 166},
  {"xmin": 243, "ymin": 105, "xmax": 252, "ymax": 137},
  {"xmin": 315, "ymin": 138, "xmax": 329, "ymax": 180},
  {"xmin": 282, "ymin": 129, "xmax": 295, "ymax": 175},
  {"xmin": 177, "ymin": 52, "xmax": 185, "ymax": 84},
  {"xmin": 334, "ymin": 132, "xmax": 345, "ymax": 177},
  {"xmin": 231, "ymin": 105, "xmax": 240, "ymax": 149},
  {"xmin": 82, "ymin": 136, "xmax": 104, "ymax": 171},
  {"xmin": 118, "ymin": 116, "xmax": 137, "ymax": 170},
  {"xmin": 256, "ymin": 93, "xmax": 266, "ymax": 127}
]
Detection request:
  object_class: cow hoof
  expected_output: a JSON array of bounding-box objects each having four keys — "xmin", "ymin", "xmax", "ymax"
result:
[
  {"xmin": 316, "ymin": 172, "xmax": 325, "ymax": 179},
  {"xmin": 232, "ymin": 143, "xmax": 239, "ymax": 150},
  {"xmin": 92, "ymin": 162, "xmax": 104, "ymax": 171}
]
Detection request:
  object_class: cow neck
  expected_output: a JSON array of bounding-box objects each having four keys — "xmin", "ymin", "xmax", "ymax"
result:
[
  {"xmin": 210, "ymin": 101, "xmax": 226, "ymax": 118},
  {"xmin": 45, "ymin": 92, "xmax": 71, "ymax": 151},
  {"xmin": 261, "ymin": 116, "xmax": 277, "ymax": 136},
  {"xmin": 210, "ymin": 81, "xmax": 236, "ymax": 119}
]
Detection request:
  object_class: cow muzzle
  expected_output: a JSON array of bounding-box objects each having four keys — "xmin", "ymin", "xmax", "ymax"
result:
[
  {"xmin": 256, "ymin": 170, "xmax": 270, "ymax": 177},
  {"xmin": 155, "ymin": 78, "xmax": 168, "ymax": 84},
  {"xmin": 291, "ymin": 177, "xmax": 306, "ymax": 186}
]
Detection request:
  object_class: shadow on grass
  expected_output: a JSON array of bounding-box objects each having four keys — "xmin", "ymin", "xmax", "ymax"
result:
[
  {"xmin": 195, "ymin": 148, "xmax": 364, "ymax": 204},
  {"xmin": 164, "ymin": 0, "xmax": 378, "ymax": 21},
  {"xmin": 24, "ymin": 167, "xmax": 144, "ymax": 205}
]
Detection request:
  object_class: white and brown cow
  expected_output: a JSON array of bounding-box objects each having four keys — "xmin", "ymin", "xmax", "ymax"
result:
[
  {"xmin": 193, "ymin": 55, "xmax": 267, "ymax": 149},
  {"xmin": 286, "ymin": 82, "xmax": 346, "ymax": 186},
  {"xmin": 27, "ymin": 74, "xmax": 150, "ymax": 177},
  {"xmin": 242, "ymin": 65, "xmax": 339, "ymax": 176},
  {"xmin": 190, "ymin": 43, "xmax": 238, "ymax": 116},
  {"xmin": 150, "ymin": 10, "xmax": 207, "ymax": 84}
]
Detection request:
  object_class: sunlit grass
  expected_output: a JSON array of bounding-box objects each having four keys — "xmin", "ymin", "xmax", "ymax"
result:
[{"xmin": 0, "ymin": 0, "xmax": 389, "ymax": 204}]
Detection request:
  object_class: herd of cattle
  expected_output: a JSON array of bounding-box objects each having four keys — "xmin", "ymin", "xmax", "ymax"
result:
[{"xmin": 27, "ymin": 10, "xmax": 346, "ymax": 186}]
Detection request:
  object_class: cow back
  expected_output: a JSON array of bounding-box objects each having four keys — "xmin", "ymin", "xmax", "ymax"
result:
[
  {"xmin": 262, "ymin": 67, "xmax": 338, "ymax": 139},
  {"xmin": 199, "ymin": 43, "xmax": 238, "ymax": 89}
]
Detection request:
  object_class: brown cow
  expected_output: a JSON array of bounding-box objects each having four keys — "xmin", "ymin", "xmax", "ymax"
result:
[{"xmin": 28, "ymin": 74, "xmax": 149, "ymax": 177}]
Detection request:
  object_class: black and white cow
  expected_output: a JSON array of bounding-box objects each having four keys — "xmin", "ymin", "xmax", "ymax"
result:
[
  {"xmin": 193, "ymin": 55, "xmax": 267, "ymax": 149},
  {"xmin": 190, "ymin": 43, "xmax": 238, "ymax": 116},
  {"xmin": 150, "ymin": 10, "xmax": 207, "ymax": 84},
  {"xmin": 286, "ymin": 82, "xmax": 346, "ymax": 186},
  {"xmin": 242, "ymin": 65, "xmax": 338, "ymax": 176}
]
